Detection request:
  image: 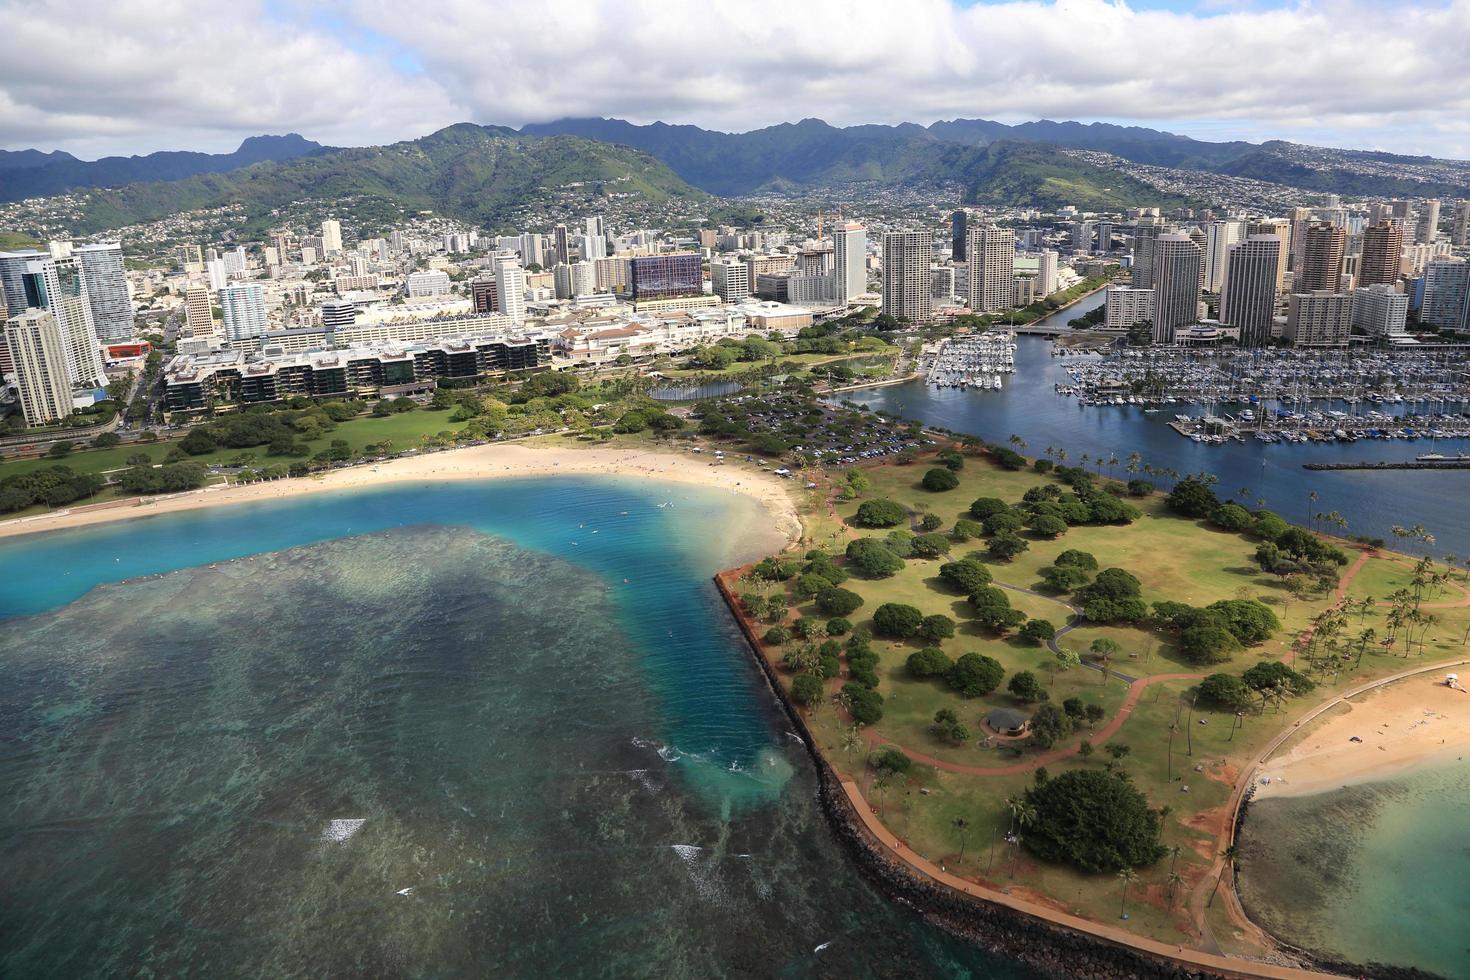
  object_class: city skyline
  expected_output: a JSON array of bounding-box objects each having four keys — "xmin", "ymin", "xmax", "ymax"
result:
[{"xmin": 3, "ymin": 0, "xmax": 1470, "ymax": 160}]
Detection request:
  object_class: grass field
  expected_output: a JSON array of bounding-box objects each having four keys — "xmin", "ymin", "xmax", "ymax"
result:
[{"xmin": 756, "ymin": 442, "xmax": 1470, "ymax": 950}]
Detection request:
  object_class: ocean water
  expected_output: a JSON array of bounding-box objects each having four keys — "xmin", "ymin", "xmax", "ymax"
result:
[
  {"xmin": 0, "ymin": 478, "xmax": 1030, "ymax": 978},
  {"xmin": 843, "ymin": 300, "xmax": 1470, "ymax": 557},
  {"xmin": 1235, "ymin": 759, "xmax": 1470, "ymax": 978}
]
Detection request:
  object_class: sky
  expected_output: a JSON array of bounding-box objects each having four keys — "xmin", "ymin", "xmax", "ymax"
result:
[{"xmin": 2, "ymin": 0, "xmax": 1468, "ymax": 161}]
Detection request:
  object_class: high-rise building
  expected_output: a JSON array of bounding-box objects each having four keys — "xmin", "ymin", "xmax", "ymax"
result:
[
  {"xmin": 519, "ymin": 233, "xmax": 545, "ymax": 267},
  {"xmin": 1285, "ymin": 291, "xmax": 1353, "ymax": 347},
  {"xmin": 0, "ymin": 249, "xmax": 49, "ymax": 315},
  {"xmin": 1420, "ymin": 259, "xmax": 1470, "ymax": 331},
  {"xmin": 1351, "ymin": 285, "xmax": 1409, "ymax": 339},
  {"xmin": 966, "ymin": 225, "xmax": 1016, "ymax": 313},
  {"xmin": 833, "ymin": 222, "xmax": 867, "ymax": 303},
  {"xmin": 1416, "ymin": 199, "xmax": 1441, "ymax": 244},
  {"xmin": 470, "ymin": 276, "xmax": 499, "ymax": 314},
  {"xmin": 881, "ymin": 231, "xmax": 933, "ymax": 323},
  {"xmin": 495, "ymin": 258, "xmax": 527, "ymax": 322},
  {"xmin": 206, "ymin": 259, "xmax": 229, "ymax": 291},
  {"xmin": 1298, "ymin": 223, "xmax": 1347, "ymax": 292},
  {"xmin": 405, "ymin": 269, "xmax": 452, "ymax": 297},
  {"xmin": 553, "ymin": 225, "xmax": 570, "ymax": 265},
  {"xmin": 1096, "ymin": 221, "xmax": 1115, "ymax": 253},
  {"xmin": 219, "ymin": 281, "xmax": 268, "ymax": 342},
  {"xmin": 73, "ymin": 243, "xmax": 132, "ymax": 342},
  {"xmin": 1071, "ymin": 220, "xmax": 1094, "ymax": 254},
  {"xmin": 1359, "ymin": 221, "xmax": 1404, "ymax": 287},
  {"xmin": 320, "ymin": 299, "xmax": 356, "ymax": 331},
  {"xmin": 581, "ymin": 234, "xmax": 607, "ymax": 261},
  {"xmin": 950, "ymin": 210, "xmax": 967, "ymax": 261},
  {"xmin": 1104, "ymin": 287, "xmax": 1154, "ymax": 330},
  {"xmin": 1287, "ymin": 206, "xmax": 1313, "ymax": 273},
  {"xmin": 22, "ymin": 255, "xmax": 105, "ymax": 389},
  {"xmin": 1131, "ymin": 223, "xmax": 1166, "ymax": 290},
  {"xmin": 1452, "ymin": 200, "xmax": 1470, "ymax": 247},
  {"xmin": 183, "ymin": 285, "xmax": 214, "ymax": 335},
  {"xmin": 711, "ymin": 260, "xmax": 751, "ymax": 303},
  {"xmin": 1151, "ymin": 233, "xmax": 1203, "ymax": 343},
  {"xmin": 1246, "ymin": 220, "xmax": 1291, "ymax": 291},
  {"xmin": 1219, "ymin": 235, "xmax": 1281, "ymax": 347},
  {"xmin": 5, "ymin": 309, "xmax": 74, "ymax": 425},
  {"xmin": 1203, "ymin": 221, "xmax": 1245, "ymax": 293},
  {"xmin": 321, "ymin": 219, "xmax": 343, "ymax": 255},
  {"xmin": 628, "ymin": 253, "xmax": 701, "ymax": 301},
  {"xmin": 1036, "ymin": 250, "xmax": 1059, "ymax": 296}
]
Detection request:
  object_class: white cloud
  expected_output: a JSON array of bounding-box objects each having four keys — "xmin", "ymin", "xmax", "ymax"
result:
[{"xmin": 3, "ymin": 0, "xmax": 1469, "ymax": 159}]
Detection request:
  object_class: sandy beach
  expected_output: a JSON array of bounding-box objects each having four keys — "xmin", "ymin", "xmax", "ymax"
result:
[
  {"xmin": 1254, "ymin": 671, "xmax": 1470, "ymax": 799},
  {"xmin": 0, "ymin": 442, "xmax": 804, "ymax": 563}
]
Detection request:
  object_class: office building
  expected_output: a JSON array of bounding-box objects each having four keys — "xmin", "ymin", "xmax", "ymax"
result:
[
  {"xmin": 1359, "ymin": 221, "xmax": 1404, "ymax": 287},
  {"xmin": 950, "ymin": 210, "xmax": 967, "ymax": 261},
  {"xmin": 966, "ymin": 225, "xmax": 1016, "ymax": 313},
  {"xmin": 1298, "ymin": 223, "xmax": 1347, "ymax": 292},
  {"xmin": 1453, "ymin": 200, "xmax": 1470, "ymax": 247},
  {"xmin": 519, "ymin": 233, "xmax": 545, "ymax": 267},
  {"xmin": 495, "ymin": 258, "xmax": 527, "ymax": 322},
  {"xmin": 553, "ymin": 225, "xmax": 570, "ymax": 265},
  {"xmin": 881, "ymin": 231, "xmax": 933, "ymax": 322},
  {"xmin": 628, "ymin": 253, "xmax": 702, "ymax": 301},
  {"xmin": 711, "ymin": 260, "xmax": 751, "ymax": 303},
  {"xmin": 1131, "ymin": 223, "xmax": 1166, "ymax": 290},
  {"xmin": 22, "ymin": 255, "xmax": 105, "ymax": 389},
  {"xmin": 1416, "ymin": 199, "xmax": 1441, "ymax": 244},
  {"xmin": 470, "ymin": 276, "xmax": 499, "ymax": 315},
  {"xmin": 0, "ymin": 249, "xmax": 49, "ymax": 316},
  {"xmin": 6, "ymin": 310, "xmax": 74, "ymax": 425},
  {"xmin": 931, "ymin": 266, "xmax": 956, "ymax": 300},
  {"xmin": 321, "ymin": 219, "xmax": 343, "ymax": 255},
  {"xmin": 73, "ymin": 243, "xmax": 133, "ymax": 342},
  {"xmin": 1287, "ymin": 206, "xmax": 1313, "ymax": 273},
  {"xmin": 1151, "ymin": 233, "xmax": 1203, "ymax": 343},
  {"xmin": 220, "ymin": 282, "xmax": 268, "ymax": 342},
  {"xmin": 206, "ymin": 259, "xmax": 228, "ymax": 290},
  {"xmin": 321, "ymin": 299, "xmax": 356, "ymax": 331},
  {"xmin": 1219, "ymin": 235, "xmax": 1281, "ymax": 346},
  {"xmin": 1246, "ymin": 220, "xmax": 1291, "ymax": 290},
  {"xmin": 1420, "ymin": 259, "xmax": 1470, "ymax": 331},
  {"xmin": 1203, "ymin": 221, "xmax": 1245, "ymax": 293},
  {"xmin": 183, "ymin": 285, "xmax": 214, "ymax": 335},
  {"xmin": 833, "ymin": 222, "xmax": 867, "ymax": 302},
  {"xmin": 1104, "ymin": 287, "xmax": 1154, "ymax": 329},
  {"xmin": 405, "ymin": 269, "xmax": 452, "ymax": 298},
  {"xmin": 1285, "ymin": 292, "xmax": 1352, "ymax": 347},
  {"xmin": 1351, "ymin": 284, "xmax": 1408, "ymax": 338}
]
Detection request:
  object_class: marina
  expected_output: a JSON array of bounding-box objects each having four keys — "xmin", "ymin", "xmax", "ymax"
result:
[{"xmin": 920, "ymin": 332, "xmax": 1017, "ymax": 390}]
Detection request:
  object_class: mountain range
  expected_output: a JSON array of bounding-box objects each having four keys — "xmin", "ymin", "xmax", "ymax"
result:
[
  {"xmin": 7, "ymin": 117, "xmax": 1469, "ymax": 236},
  {"xmin": 0, "ymin": 135, "xmax": 330, "ymax": 202}
]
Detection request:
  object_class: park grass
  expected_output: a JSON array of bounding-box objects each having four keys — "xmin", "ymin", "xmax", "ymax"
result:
[{"xmin": 0, "ymin": 409, "xmax": 472, "ymax": 483}]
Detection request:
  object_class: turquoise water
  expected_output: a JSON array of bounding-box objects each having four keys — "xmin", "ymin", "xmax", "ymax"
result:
[
  {"xmin": 0, "ymin": 478, "xmax": 1029, "ymax": 978},
  {"xmin": 1236, "ymin": 758, "xmax": 1470, "ymax": 978}
]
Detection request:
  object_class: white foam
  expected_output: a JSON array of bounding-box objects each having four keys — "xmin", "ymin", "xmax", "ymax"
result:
[{"xmin": 321, "ymin": 818, "xmax": 366, "ymax": 844}]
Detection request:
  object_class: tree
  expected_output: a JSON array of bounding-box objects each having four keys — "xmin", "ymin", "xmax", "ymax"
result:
[
  {"xmin": 873, "ymin": 602, "xmax": 924, "ymax": 638},
  {"xmin": 1039, "ymin": 564, "xmax": 1090, "ymax": 593},
  {"xmin": 932, "ymin": 708, "xmax": 971, "ymax": 744},
  {"xmin": 1028, "ymin": 514, "xmax": 1068, "ymax": 539},
  {"xmin": 791, "ymin": 674, "xmax": 824, "ymax": 706},
  {"xmin": 855, "ymin": 498, "xmax": 907, "ymax": 527},
  {"xmin": 1022, "ymin": 769, "xmax": 1167, "ymax": 872},
  {"xmin": 1055, "ymin": 549, "xmax": 1099, "ymax": 570},
  {"xmin": 1197, "ymin": 673, "xmax": 1253, "ymax": 711},
  {"xmin": 1028, "ymin": 702, "xmax": 1072, "ymax": 748},
  {"xmin": 46, "ymin": 441, "xmax": 75, "ymax": 458},
  {"xmin": 917, "ymin": 614, "xmax": 956, "ymax": 643},
  {"xmin": 762, "ymin": 625, "xmax": 791, "ymax": 646},
  {"xmin": 1019, "ymin": 618, "xmax": 1056, "ymax": 646},
  {"xmin": 871, "ymin": 745, "xmax": 912, "ymax": 775},
  {"xmin": 939, "ymin": 558, "xmax": 991, "ymax": 593},
  {"xmin": 845, "ymin": 538, "xmax": 905, "ymax": 578},
  {"xmin": 1166, "ymin": 477, "xmax": 1219, "ymax": 518},
  {"xmin": 906, "ymin": 647, "xmax": 954, "ymax": 678},
  {"xmin": 1179, "ymin": 625, "xmax": 1242, "ymax": 665},
  {"xmin": 1117, "ymin": 868, "xmax": 1140, "ymax": 919},
  {"xmin": 922, "ymin": 467, "xmax": 960, "ymax": 492},
  {"xmin": 843, "ymin": 682, "xmax": 885, "ymax": 724},
  {"xmin": 816, "ymin": 587, "xmax": 864, "ymax": 616},
  {"xmin": 1008, "ymin": 671, "xmax": 1048, "ymax": 703},
  {"xmin": 970, "ymin": 587, "xmax": 1027, "ymax": 633},
  {"xmin": 918, "ymin": 512, "xmax": 944, "ymax": 532},
  {"xmin": 946, "ymin": 653, "xmax": 1005, "ymax": 697},
  {"xmin": 986, "ymin": 532, "xmax": 1029, "ymax": 562},
  {"xmin": 91, "ymin": 432, "xmax": 121, "ymax": 449},
  {"xmin": 910, "ymin": 532, "xmax": 952, "ymax": 558},
  {"xmin": 1205, "ymin": 599, "xmax": 1280, "ymax": 645},
  {"xmin": 969, "ymin": 496, "xmax": 1010, "ymax": 520}
]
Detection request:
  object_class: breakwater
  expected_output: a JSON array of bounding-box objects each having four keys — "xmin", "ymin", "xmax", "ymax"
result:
[{"xmin": 1303, "ymin": 460, "xmax": 1470, "ymax": 471}]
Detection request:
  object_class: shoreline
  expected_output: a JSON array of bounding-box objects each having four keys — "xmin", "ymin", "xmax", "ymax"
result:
[
  {"xmin": 0, "ymin": 442, "xmax": 803, "ymax": 564},
  {"xmin": 1251, "ymin": 671, "xmax": 1470, "ymax": 801}
]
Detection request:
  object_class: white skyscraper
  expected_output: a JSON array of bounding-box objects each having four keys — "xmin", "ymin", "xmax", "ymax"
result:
[
  {"xmin": 1451, "ymin": 200, "xmax": 1470, "ymax": 246},
  {"xmin": 1421, "ymin": 259, "xmax": 1470, "ymax": 331},
  {"xmin": 1104, "ymin": 287, "xmax": 1155, "ymax": 329},
  {"xmin": 833, "ymin": 223, "xmax": 867, "ymax": 302},
  {"xmin": 1351, "ymin": 284, "xmax": 1409, "ymax": 338},
  {"xmin": 495, "ymin": 258, "xmax": 527, "ymax": 322},
  {"xmin": 1151, "ymin": 234, "xmax": 1203, "ymax": 343},
  {"xmin": 1037, "ymin": 250, "xmax": 1059, "ymax": 296},
  {"xmin": 1219, "ymin": 235, "xmax": 1281, "ymax": 346},
  {"xmin": 966, "ymin": 225, "xmax": 1016, "ymax": 313},
  {"xmin": 206, "ymin": 260, "xmax": 228, "ymax": 291},
  {"xmin": 74, "ymin": 242, "xmax": 133, "ymax": 342},
  {"xmin": 219, "ymin": 281, "xmax": 268, "ymax": 342},
  {"xmin": 881, "ymin": 232, "xmax": 932, "ymax": 323},
  {"xmin": 24, "ymin": 255, "xmax": 105, "ymax": 389},
  {"xmin": 1286, "ymin": 291, "xmax": 1353, "ymax": 347},
  {"xmin": 520, "ymin": 233, "xmax": 545, "ymax": 267},
  {"xmin": 321, "ymin": 219, "xmax": 344, "ymax": 255},
  {"xmin": 1203, "ymin": 221, "xmax": 1245, "ymax": 293},
  {"xmin": 1416, "ymin": 199, "xmax": 1441, "ymax": 245},
  {"xmin": 5, "ymin": 309, "xmax": 74, "ymax": 425},
  {"xmin": 711, "ymin": 260, "xmax": 751, "ymax": 303}
]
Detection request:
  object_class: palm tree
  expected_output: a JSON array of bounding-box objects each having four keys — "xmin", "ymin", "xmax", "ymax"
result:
[
  {"xmin": 1209, "ymin": 844, "xmax": 1239, "ymax": 907},
  {"xmin": 840, "ymin": 726, "xmax": 864, "ymax": 762},
  {"xmin": 1167, "ymin": 870, "xmax": 1185, "ymax": 907},
  {"xmin": 952, "ymin": 815, "xmax": 971, "ymax": 863},
  {"xmin": 873, "ymin": 772, "xmax": 893, "ymax": 815},
  {"xmin": 1117, "ymin": 867, "xmax": 1139, "ymax": 918}
]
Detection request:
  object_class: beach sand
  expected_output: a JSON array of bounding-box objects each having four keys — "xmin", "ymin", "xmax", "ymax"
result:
[
  {"xmin": 0, "ymin": 442, "xmax": 804, "ymax": 563},
  {"xmin": 1254, "ymin": 673, "xmax": 1470, "ymax": 799}
]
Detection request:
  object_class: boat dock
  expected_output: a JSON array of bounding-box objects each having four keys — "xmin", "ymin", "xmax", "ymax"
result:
[{"xmin": 920, "ymin": 332, "xmax": 1016, "ymax": 391}]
